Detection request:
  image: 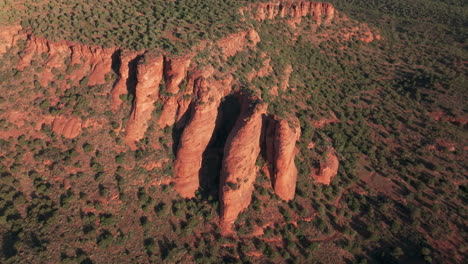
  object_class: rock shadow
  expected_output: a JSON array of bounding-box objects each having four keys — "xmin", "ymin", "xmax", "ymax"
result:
[{"xmin": 198, "ymin": 94, "xmax": 241, "ymax": 199}]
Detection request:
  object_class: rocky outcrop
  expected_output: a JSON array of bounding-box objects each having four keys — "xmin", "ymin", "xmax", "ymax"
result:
[
  {"xmin": 245, "ymin": 1, "xmax": 336, "ymax": 25},
  {"xmin": 220, "ymin": 99, "xmax": 267, "ymax": 232},
  {"xmin": 157, "ymin": 96, "xmax": 179, "ymax": 128},
  {"xmin": 173, "ymin": 73, "xmax": 233, "ymax": 198},
  {"xmin": 163, "ymin": 56, "xmax": 192, "ymax": 94},
  {"xmin": 111, "ymin": 50, "xmax": 141, "ymax": 111},
  {"xmin": 52, "ymin": 115, "xmax": 82, "ymax": 139},
  {"xmin": 266, "ymin": 117, "xmax": 301, "ymax": 201},
  {"xmin": 312, "ymin": 147, "xmax": 339, "ymax": 185},
  {"xmin": 157, "ymin": 56, "xmax": 193, "ymax": 128},
  {"xmin": 17, "ymin": 35, "xmax": 116, "ymax": 87},
  {"xmin": 217, "ymin": 29, "xmax": 260, "ymax": 58},
  {"xmin": 124, "ymin": 53, "xmax": 164, "ymax": 148}
]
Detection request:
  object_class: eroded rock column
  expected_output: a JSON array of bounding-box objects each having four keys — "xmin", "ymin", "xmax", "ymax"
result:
[
  {"xmin": 125, "ymin": 53, "xmax": 163, "ymax": 148},
  {"xmin": 270, "ymin": 117, "xmax": 301, "ymax": 201},
  {"xmin": 220, "ymin": 99, "xmax": 267, "ymax": 232},
  {"xmin": 173, "ymin": 77, "xmax": 226, "ymax": 198}
]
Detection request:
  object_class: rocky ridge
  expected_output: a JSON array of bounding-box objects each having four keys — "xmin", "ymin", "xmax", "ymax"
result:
[{"xmin": 0, "ymin": 1, "xmax": 380, "ymax": 231}]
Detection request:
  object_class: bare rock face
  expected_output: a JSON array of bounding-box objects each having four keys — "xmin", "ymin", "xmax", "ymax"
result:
[
  {"xmin": 52, "ymin": 115, "xmax": 82, "ymax": 139},
  {"xmin": 220, "ymin": 99, "xmax": 267, "ymax": 232},
  {"xmin": 157, "ymin": 56, "xmax": 193, "ymax": 128},
  {"xmin": 268, "ymin": 117, "xmax": 301, "ymax": 201},
  {"xmin": 246, "ymin": 1, "xmax": 336, "ymax": 25},
  {"xmin": 173, "ymin": 75, "xmax": 232, "ymax": 198},
  {"xmin": 217, "ymin": 29, "xmax": 260, "ymax": 58},
  {"xmin": 163, "ymin": 56, "xmax": 192, "ymax": 94},
  {"xmin": 111, "ymin": 50, "xmax": 141, "ymax": 111},
  {"xmin": 312, "ymin": 147, "xmax": 339, "ymax": 185},
  {"xmin": 124, "ymin": 53, "xmax": 164, "ymax": 148},
  {"xmin": 157, "ymin": 96, "xmax": 179, "ymax": 128},
  {"xmin": 17, "ymin": 35, "xmax": 116, "ymax": 86}
]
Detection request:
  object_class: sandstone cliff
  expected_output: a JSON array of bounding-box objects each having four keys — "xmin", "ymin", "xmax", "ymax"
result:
[
  {"xmin": 111, "ymin": 51, "xmax": 142, "ymax": 111},
  {"xmin": 17, "ymin": 35, "xmax": 116, "ymax": 87},
  {"xmin": 0, "ymin": 1, "xmax": 381, "ymax": 232},
  {"xmin": 245, "ymin": 1, "xmax": 336, "ymax": 25},
  {"xmin": 267, "ymin": 117, "xmax": 301, "ymax": 201},
  {"xmin": 157, "ymin": 56, "xmax": 193, "ymax": 128},
  {"xmin": 124, "ymin": 53, "xmax": 163, "ymax": 148},
  {"xmin": 173, "ymin": 74, "xmax": 233, "ymax": 198},
  {"xmin": 220, "ymin": 99, "xmax": 267, "ymax": 232}
]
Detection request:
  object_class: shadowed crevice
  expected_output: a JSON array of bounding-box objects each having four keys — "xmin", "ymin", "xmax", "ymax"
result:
[{"xmin": 198, "ymin": 94, "xmax": 241, "ymax": 199}]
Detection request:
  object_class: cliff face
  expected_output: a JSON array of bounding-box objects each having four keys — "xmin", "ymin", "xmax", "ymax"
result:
[
  {"xmin": 173, "ymin": 74, "xmax": 233, "ymax": 198},
  {"xmin": 111, "ymin": 51, "xmax": 142, "ymax": 111},
  {"xmin": 219, "ymin": 99, "xmax": 267, "ymax": 232},
  {"xmin": 245, "ymin": 1, "xmax": 336, "ymax": 25},
  {"xmin": 163, "ymin": 56, "xmax": 192, "ymax": 95},
  {"xmin": 17, "ymin": 36, "xmax": 116, "ymax": 87},
  {"xmin": 124, "ymin": 53, "xmax": 164, "ymax": 148},
  {"xmin": 267, "ymin": 117, "xmax": 301, "ymax": 201},
  {"xmin": 157, "ymin": 56, "xmax": 193, "ymax": 128},
  {"xmin": 0, "ymin": 1, "xmax": 377, "ymax": 232}
]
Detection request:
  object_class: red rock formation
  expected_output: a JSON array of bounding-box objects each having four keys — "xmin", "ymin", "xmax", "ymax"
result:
[
  {"xmin": 52, "ymin": 115, "xmax": 82, "ymax": 139},
  {"xmin": 0, "ymin": 24, "xmax": 22, "ymax": 55},
  {"xmin": 173, "ymin": 74, "xmax": 233, "ymax": 198},
  {"xmin": 124, "ymin": 53, "xmax": 164, "ymax": 148},
  {"xmin": 246, "ymin": 1, "xmax": 336, "ymax": 25},
  {"xmin": 217, "ymin": 29, "xmax": 260, "ymax": 58},
  {"xmin": 111, "ymin": 50, "xmax": 141, "ymax": 111},
  {"xmin": 17, "ymin": 35, "xmax": 116, "ymax": 86},
  {"xmin": 157, "ymin": 56, "xmax": 194, "ymax": 128},
  {"xmin": 163, "ymin": 56, "xmax": 192, "ymax": 94},
  {"xmin": 312, "ymin": 147, "xmax": 339, "ymax": 185},
  {"xmin": 267, "ymin": 117, "xmax": 301, "ymax": 201},
  {"xmin": 157, "ymin": 96, "xmax": 179, "ymax": 128},
  {"xmin": 220, "ymin": 99, "xmax": 267, "ymax": 232}
]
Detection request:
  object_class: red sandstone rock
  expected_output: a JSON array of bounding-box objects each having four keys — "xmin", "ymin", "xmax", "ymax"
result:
[
  {"xmin": 125, "ymin": 53, "xmax": 164, "ymax": 148},
  {"xmin": 111, "ymin": 51, "xmax": 141, "ymax": 111},
  {"xmin": 17, "ymin": 35, "xmax": 116, "ymax": 87},
  {"xmin": 312, "ymin": 147, "xmax": 339, "ymax": 185},
  {"xmin": 157, "ymin": 96, "xmax": 179, "ymax": 128},
  {"xmin": 217, "ymin": 29, "xmax": 260, "ymax": 58},
  {"xmin": 173, "ymin": 75, "xmax": 233, "ymax": 198},
  {"xmin": 270, "ymin": 117, "xmax": 301, "ymax": 201},
  {"xmin": 246, "ymin": 1, "xmax": 336, "ymax": 25},
  {"xmin": 156, "ymin": 56, "xmax": 193, "ymax": 128},
  {"xmin": 164, "ymin": 56, "xmax": 192, "ymax": 94},
  {"xmin": 52, "ymin": 115, "xmax": 82, "ymax": 139},
  {"xmin": 220, "ymin": 99, "xmax": 267, "ymax": 233}
]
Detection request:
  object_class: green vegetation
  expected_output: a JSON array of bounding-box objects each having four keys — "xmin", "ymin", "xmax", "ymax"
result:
[{"xmin": 20, "ymin": 0, "xmax": 247, "ymax": 53}]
